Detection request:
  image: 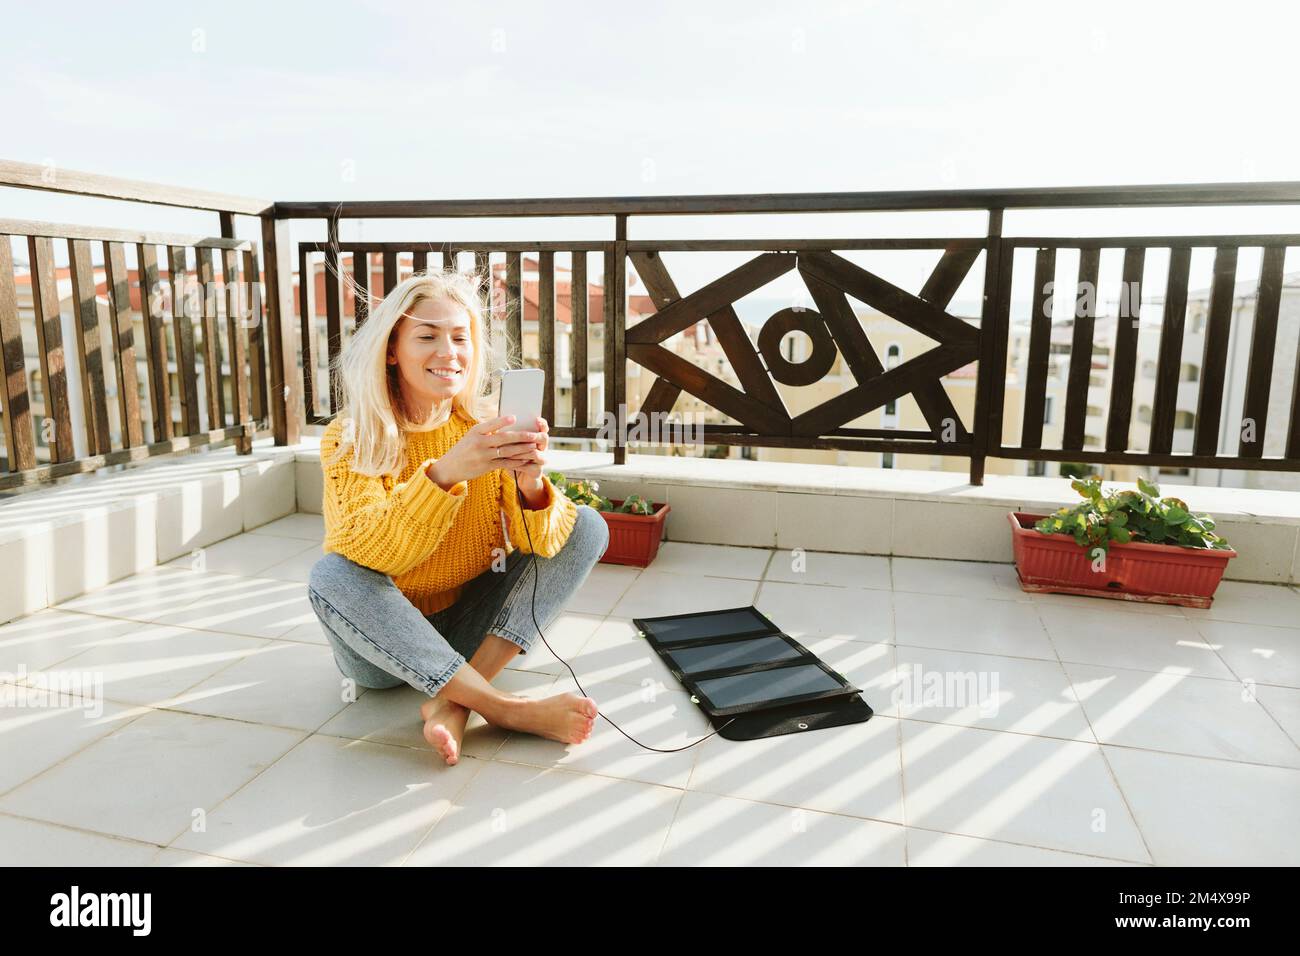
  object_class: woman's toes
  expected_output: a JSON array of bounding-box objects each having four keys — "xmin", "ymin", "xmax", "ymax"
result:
[{"xmin": 423, "ymin": 721, "xmax": 460, "ymax": 765}]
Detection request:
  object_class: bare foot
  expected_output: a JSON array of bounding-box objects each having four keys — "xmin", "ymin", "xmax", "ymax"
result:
[
  {"xmin": 498, "ymin": 693, "xmax": 598, "ymax": 745},
  {"xmin": 420, "ymin": 695, "xmax": 470, "ymax": 766}
]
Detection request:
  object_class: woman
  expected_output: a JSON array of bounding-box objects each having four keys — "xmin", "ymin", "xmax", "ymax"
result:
[{"xmin": 307, "ymin": 269, "xmax": 608, "ymax": 767}]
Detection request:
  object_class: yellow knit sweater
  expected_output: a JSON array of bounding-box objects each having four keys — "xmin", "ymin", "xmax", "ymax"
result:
[{"xmin": 319, "ymin": 407, "xmax": 579, "ymax": 614}]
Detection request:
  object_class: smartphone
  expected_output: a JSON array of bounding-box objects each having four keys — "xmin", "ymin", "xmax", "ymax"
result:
[{"xmin": 497, "ymin": 367, "xmax": 545, "ymax": 432}]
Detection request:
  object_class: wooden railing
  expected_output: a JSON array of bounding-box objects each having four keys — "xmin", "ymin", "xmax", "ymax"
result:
[
  {"xmin": 4, "ymin": 162, "xmax": 1300, "ymax": 490},
  {"xmin": 0, "ymin": 161, "xmax": 285, "ymax": 490}
]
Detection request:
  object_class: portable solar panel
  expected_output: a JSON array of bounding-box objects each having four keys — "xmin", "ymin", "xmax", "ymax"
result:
[{"xmin": 633, "ymin": 606, "xmax": 874, "ymax": 740}]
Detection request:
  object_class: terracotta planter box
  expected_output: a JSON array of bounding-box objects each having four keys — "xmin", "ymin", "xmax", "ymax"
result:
[
  {"xmin": 1008, "ymin": 511, "xmax": 1236, "ymax": 609},
  {"xmin": 597, "ymin": 500, "xmax": 671, "ymax": 568}
]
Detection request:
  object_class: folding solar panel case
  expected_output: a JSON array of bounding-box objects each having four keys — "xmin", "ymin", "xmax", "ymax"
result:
[{"xmin": 633, "ymin": 606, "xmax": 873, "ymax": 741}]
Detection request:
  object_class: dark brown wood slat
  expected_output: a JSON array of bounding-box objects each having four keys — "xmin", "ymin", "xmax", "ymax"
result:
[
  {"xmin": 467, "ymin": 250, "xmax": 489, "ymax": 320},
  {"xmin": 0, "ymin": 159, "xmax": 269, "ymax": 215},
  {"xmin": 353, "ymin": 251, "xmax": 369, "ymax": 327},
  {"xmin": 324, "ymin": 223, "xmax": 342, "ymax": 415},
  {"xmin": 194, "ymin": 246, "xmax": 224, "ymax": 427},
  {"xmin": 626, "ymin": 251, "xmax": 790, "ymax": 426},
  {"xmin": 912, "ymin": 245, "xmax": 979, "ymax": 441},
  {"xmin": 304, "ymin": 240, "xmax": 606, "ymax": 254},
  {"xmin": 27, "ymin": 236, "xmax": 74, "ymax": 461},
  {"xmin": 260, "ymin": 216, "xmax": 300, "ymax": 444},
  {"xmin": 699, "ymin": 304, "xmax": 787, "ymax": 422},
  {"xmin": 298, "ymin": 246, "xmax": 318, "ymax": 419},
  {"xmin": 624, "ymin": 253, "xmax": 795, "ymax": 346},
  {"xmin": 0, "ymin": 218, "xmax": 255, "ymax": 249},
  {"xmin": 1194, "ymin": 246, "xmax": 1239, "ymax": 456},
  {"xmin": 383, "ymin": 251, "xmax": 398, "ymax": 292},
  {"xmin": 538, "ymin": 250, "xmax": 556, "ymax": 426},
  {"xmin": 136, "ymin": 244, "xmax": 171, "ymax": 442},
  {"xmin": 918, "ymin": 246, "xmax": 981, "ymax": 303},
  {"xmin": 627, "ymin": 251, "xmax": 684, "ymax": 414},
  {"xmin": 1105, "ymin": 247, "xmax": 1145, "ymax": 451},
  {"xmin": 222, "ymin": 246, "xmax": 250, "ymax": 450},
  {"xmin": 801, "ymin": 269, "xmax": 885, "ymax": 384},
  {"xmin": 792, "ymin": 345, "xmax": 974, "ymax": 436},
  {"xmin": 271, "ymin": 181, "xmax": 1300, "ymax": 221},
  {"xmin": 804, "ymin": 256, "xmax": 972, "ymax": 443},
  {"xmin": 168, "ymin": 246, "xmax": 201, "ymax": 436},
  {"xmin": 103, "ymin": 242, "xmax": 144, "ymax": 448},
  {"xmin": 1239, "ymin": 245, "xmax": 1286, "ymax": 458},
  {"xmin": 968, "ymin": 208, "xmax": 1004, "ymax": 484},
  {"xmin": 571, "ymin": 252, "xmax": 589, "ymax": 428},
  {"xmin": 603, "ymin": 246, "xmax": 617, "ymax": 438},
  {"xmin": 412, "ymin": 250, "xmax": 427, "ymax": 274},
  {"xmin": 639, "ymin": 375, "xmax": 681, "ymax": 418},
  {"xmin": 980, "ymin": 235, "xmax": 1015, "ymax": 459},
  {"xmin": 0, "ymin": 236, "xmax": 36, "ymax": 472},
  {"xmin": 443, "ymin": 248, "xmax": 457, "ymax": 275},
  {"xmin": 1020, "ymin": 247, "xmax": 1056, "ymax": 450},
  {"xmin": 506, "ymin": 252, "xmax": 522, "ymax": 367},
  {"xmin": 68, "ymin": 238, "xmax": 112, "ymax": 454},
  {"xmin": 798, "ymin": 251, "xmax": 981, "ymax": 350},
  {"xmin": 613, "ymin": 218, "xmax": 628, "ymax": 464},
  {"xmin": 243, "ymin": 246, "xmax": 268, "ymax": 424},
  {"xmin": 1149, "ymin": 247, "xmax": 1191, "ymax": 455},
  {"xmin": 629, "ymin": 238, "xmax": 987, "ymax": 253},
  {"xmin": 626, "ymin": 342, "xmax": 791, "ymax": 433},
  {"xmin": 1062, "ymin": 248, "xmax": 1101, "ymax": 451}
]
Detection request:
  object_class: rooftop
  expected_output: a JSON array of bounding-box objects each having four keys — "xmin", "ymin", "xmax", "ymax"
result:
[
  {"xmin": 2, "ymin": 491, "xmax": 1298, "ymax": 865},
  {"xmin": 3, "ymin": 165, "xmax": 1300, "ymax": 866}
]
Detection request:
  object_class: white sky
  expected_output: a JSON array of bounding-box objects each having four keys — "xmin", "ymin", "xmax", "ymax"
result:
[{"xmin": 2, "ymin": 0, "xmax": 1297, "ymax": 297}]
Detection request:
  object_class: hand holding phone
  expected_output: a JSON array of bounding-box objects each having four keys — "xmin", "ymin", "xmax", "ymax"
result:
[
  {"xmin": 495, "ymin": 368, "xmax": 548, "ymax": 485},
  {"xmin": 423, "ymin": 370, "xmax": 548, "ymax": 491}
]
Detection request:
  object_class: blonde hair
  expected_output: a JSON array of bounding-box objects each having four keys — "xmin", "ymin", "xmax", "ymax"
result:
[{"xmin": 332, "ymin": 267, "xmax": 504, "ymax": 477}]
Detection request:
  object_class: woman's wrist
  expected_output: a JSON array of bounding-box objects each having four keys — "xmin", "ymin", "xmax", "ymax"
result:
[
  {"xmin": 425, "ymin": 459, "xmax": 462, "ymax": 492},
  {"xmin": 516, "ymin": 471, "xmax": 548, "ymax": 509}
]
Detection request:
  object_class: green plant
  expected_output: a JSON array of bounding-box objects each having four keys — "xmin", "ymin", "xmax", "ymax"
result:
[
  {"xmin": 1034, "ymin": 476, "xmax": 1231, "ymax": 556},
  {"xmin": 614, "ymin": 493, "xmax": 655, "ymax": 515},
  {"xmin": 547, "ymin": 471, "xmax": 610, "ymax": 510},
  {"xmin": 547, "ymin": 473, "xmax": 657, "ymax": 515}
]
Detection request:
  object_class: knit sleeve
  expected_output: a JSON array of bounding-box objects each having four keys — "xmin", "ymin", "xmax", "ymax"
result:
[
  {"xmin": 499, "ymin": 469, "xmax": 579, "ymax": 558},
  {"xmin": 320, "ymin": 421, "xmax": 468, "ymax": 577}
]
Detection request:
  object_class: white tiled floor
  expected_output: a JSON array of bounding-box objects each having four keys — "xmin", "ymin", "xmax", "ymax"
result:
[{"xmin": 2, "ymin": 525, "xmax": 1298, "ymax": 866}]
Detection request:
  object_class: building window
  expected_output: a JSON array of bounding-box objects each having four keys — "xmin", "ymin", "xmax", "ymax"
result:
[
  {"xmin": 881, "ymin": 452, "xmax": 894, "ymax": 469},
  {"xmin": 740, "ymin": 445, "xmax": 756, "ymax": 460},
  {"xmin": 1042, "ymin": 396, "xmax": 1054, "ymax": 425},
  {"xmin": 884, "ymin": 345, "xmax": 901, "ymax": 417},
  {"xmin": 1028, "ymin": 460, "xmax": 1047, "ymax": 476}
]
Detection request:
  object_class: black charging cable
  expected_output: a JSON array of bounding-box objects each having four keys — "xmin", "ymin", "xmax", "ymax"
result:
[{"xmin": 513, "ymin": 476, "xmax": 734, "ymax": 752}]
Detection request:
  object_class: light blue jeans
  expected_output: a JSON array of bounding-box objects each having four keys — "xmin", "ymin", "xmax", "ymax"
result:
[{"xmin": 307, "ymin": 505, "xmax": 609, "ymax": 697}]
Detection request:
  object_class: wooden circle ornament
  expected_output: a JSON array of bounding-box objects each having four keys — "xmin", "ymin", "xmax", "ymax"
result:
[{"xmin": 757, "ymin": 307, "xmax": 837, "ymax": 386}]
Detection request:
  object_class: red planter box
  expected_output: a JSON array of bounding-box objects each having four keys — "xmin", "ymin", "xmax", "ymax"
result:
[
  {"xmin": 1008, "ymin": 511, "xmax": 1236, "ymax": 609},
  {"xmin": 597, "ymin": 500, "xmax": 671, "ymax": 568}
]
